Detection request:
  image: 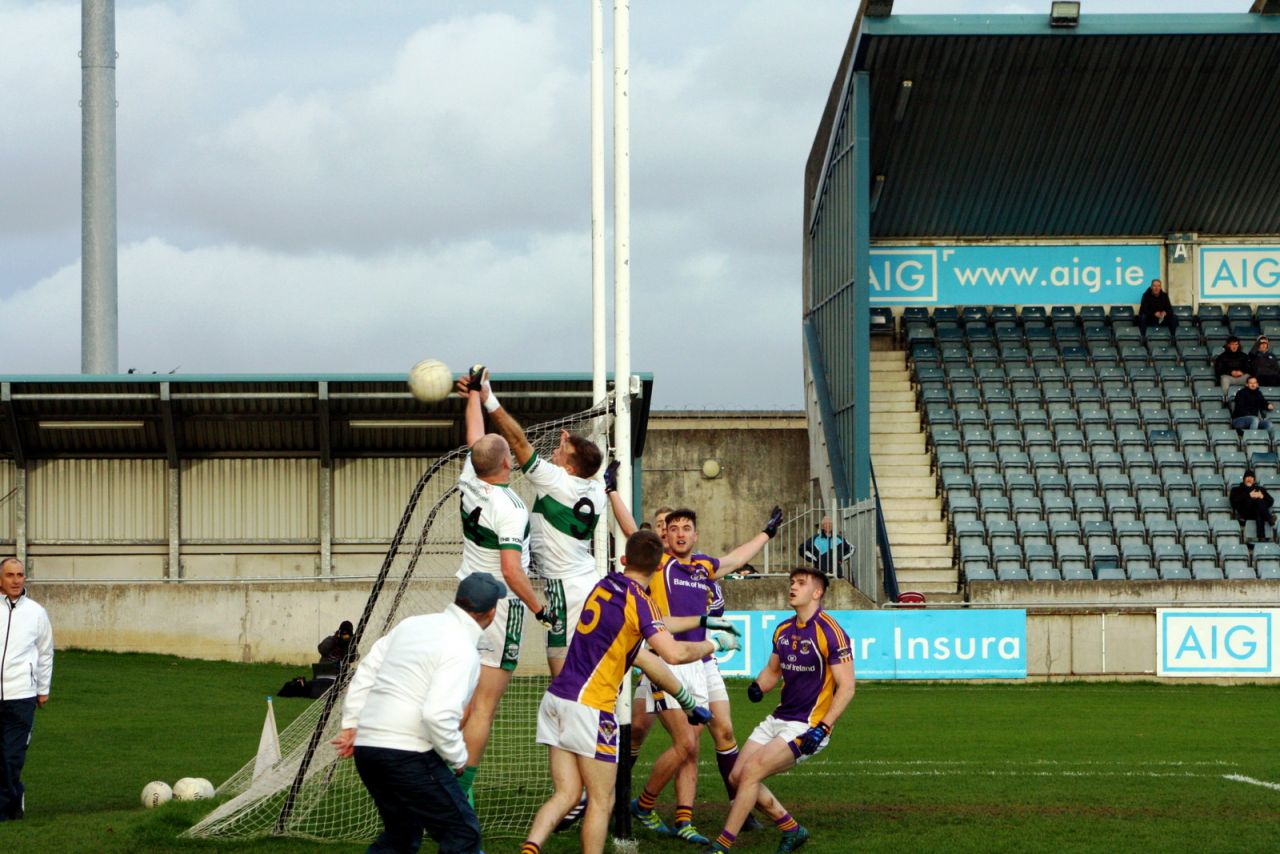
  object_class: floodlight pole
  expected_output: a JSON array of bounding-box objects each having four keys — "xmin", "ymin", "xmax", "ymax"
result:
[
  {"xmin": 591, "ymin": 0, "xmax": 609, "ymax": 580},
  {"xmin": 81, "ymin": 0, "xmax": 119, "ymax": 374}
]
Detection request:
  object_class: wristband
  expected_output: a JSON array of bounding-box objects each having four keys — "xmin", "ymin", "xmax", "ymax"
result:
[{"xmin": 484, "ymin": 390, "xmax": 500, "ymax": 413}]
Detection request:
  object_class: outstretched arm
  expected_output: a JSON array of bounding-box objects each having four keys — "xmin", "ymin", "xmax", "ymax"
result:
[
  {"xmin": 486, "ymin": 405, "xmax": 534, "ymax": 467},
  {"xmin": 712, "ymin": 506, "xmax": 783, "ymax": 578},
  {"xmin": 604, "ymin": 462, "xmax": 639, "ymax": 537}
]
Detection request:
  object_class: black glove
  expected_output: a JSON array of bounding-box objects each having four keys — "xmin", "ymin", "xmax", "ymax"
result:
[
  {"xmin": 534, "ymin": 608, "xmax": 555, "ymax": 628},
  {"xmin": 746, "ymin": 680, "xmax": 764, "ymax": 703},
  {"xmin": 763, "ymin": 505, "xmax": 783, "ymax": 539},
  {"xmin": 603, "ymin": 460, "xmax": 620, "ymax": 494},
  {"xmin": 798, "ymin": 722, "xmax": 831, "ymax": 755},
  {"xmin": 467, "ymin": 364, "xmax": 487, "ymax": 392},
  {"xmin": 686, "ymin": 705, "xmax": 712, "ymax": 726}
]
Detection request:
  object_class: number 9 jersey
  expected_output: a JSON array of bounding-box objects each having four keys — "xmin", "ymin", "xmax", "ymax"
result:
[
  {"xmin": 547, "ymin": 572, "xmax": 668, "ymax": 713},
  {"xmin": 520, "ymin": 453, "xmax": 605, "ymax": 579}
]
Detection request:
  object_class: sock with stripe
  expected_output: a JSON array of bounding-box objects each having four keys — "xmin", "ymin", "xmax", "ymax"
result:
[
  {"xmin": 519, "ymin": 844, "xmax": 541, "ymax": 854},
  {"xmin": 715, "ymin": 829, "xmax": 738, "ymax": 849},
  {"xmin": 775, "ymin": 812, "xmax": 800, "ymax": 833},
  {"xmin": 675, "ymin": 804, "xmax": 693, "ymax": 827},
  {"xmin": 715, "ymin": 744, "xmax": 740, "ymax": 797},
  {"xmin": 637, "ymin": 787, "xmax": 659, "ymax": 812}
]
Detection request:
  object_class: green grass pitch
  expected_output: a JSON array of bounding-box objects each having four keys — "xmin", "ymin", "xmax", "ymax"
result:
[{"xmin": 11, "ymin": 650, "xmax": 1280, "ymax": 852}]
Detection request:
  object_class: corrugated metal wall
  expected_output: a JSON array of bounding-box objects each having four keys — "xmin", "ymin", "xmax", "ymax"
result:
[
  {"xmin": 27, "ymin": 459, "xmax": 165, "ymax": 541},
  {"xmin": 0, "ymin": 462, "xmax": 13, "ymax": 542},
  {"xmin": 182, "ymin": 459, "xmax": 318, "ymax": 541},
  {"xmin": 333, "ymin": 457, "xmax": 432, "ymax": 541}
]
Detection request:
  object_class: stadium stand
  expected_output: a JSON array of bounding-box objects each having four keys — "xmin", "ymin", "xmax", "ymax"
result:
[{"xmin": 901, "ymin": 304, "xmax": 1280, "ymax": 583}]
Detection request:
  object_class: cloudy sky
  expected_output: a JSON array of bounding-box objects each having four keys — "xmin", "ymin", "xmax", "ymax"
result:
[{"xmin": 0, "ymin": 0, "xmax": 1246, "ymax": 409}]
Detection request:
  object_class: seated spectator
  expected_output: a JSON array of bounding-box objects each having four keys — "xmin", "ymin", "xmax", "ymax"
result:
[
  {"xmin": 1136, "ymin": 279, "xmax": 1179, "ymax": 338},
  {"xmin": 318, "ymin": 620, "xmax": 354, "ymax": 664},
  {"xmin": 1215, "ymin": 336, "xmax": 1252, "ymax": 401},
  {"xmin": 1251, "ymin": 336, "xmax": 1280, "ymax": 387},
  {"xmin": 1230, "ymin": 470, "xmax": 1276, "ymax": 541},
  {"xmin": 799, "ymin": 516, "xmax": 853, "ymax": 577},
  {"xmin": 1231, "ymin": 376, "xmax": 1275, "ymax": 431}
]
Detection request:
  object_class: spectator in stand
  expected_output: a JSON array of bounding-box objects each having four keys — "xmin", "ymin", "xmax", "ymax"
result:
[
  {"xmin": 1230, "ymin": 470, "xmax": 1276, "ymax": 541},
  {"xmin": 1215, "ymin": 336, "xmax": 1252, "ymax": 402},
  {"xmin": 798, "ymin": 517, "xmax": 853, "ymax": 578},
  {"xmin": 1231, "ymin": 377, "xmax": 1275, "ymax": 431},
  {"xmin": 1136, "ymin": 279, "xmax": 1179, "ymax": 339},
  {"xmin": 1251, "ymin": 336, "xmax": 1280, "ymax": 387}
]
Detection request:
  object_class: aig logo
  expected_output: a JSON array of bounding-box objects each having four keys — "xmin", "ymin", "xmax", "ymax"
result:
[
  {"xmin": 1200, "ymin": 246, "xmax": 1280, "ymax": 299},
  {"xmin": 1159, "ymin": 611, "xmax": 1274, "ymax": 675},
  {"xmin": 868, "ymin": 249, "xmax": 939, "ymax": 303}
]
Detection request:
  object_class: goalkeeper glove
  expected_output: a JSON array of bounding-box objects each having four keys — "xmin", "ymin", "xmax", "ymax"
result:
[
  {"xmin": 534, "ymin": 607, "xmax": 555, "ymax": 628},
  {"xmin": 746, "ymin": 680, "xmax": 764, "ymax": 703},
  {"xmin": 603, "ymin": 460, "xmax": 620, "ymax": 494},
  {"xmin": 797, "ymin": 722, "xmax": 831, "ymax": 756},
  {"xmin": 467, "ymin": 364, "xmax": 488, "ymax": 392},
  {"xmin": 762, "ymin": 505, "xmax": 783, "ymax": 539},
  {"xmin": 700, "ymin": 616, "xmax": 739, "ymax": 636},
  {"xmin": 709, "ymin": 629, "xmax": 740, "ymax": 654}
]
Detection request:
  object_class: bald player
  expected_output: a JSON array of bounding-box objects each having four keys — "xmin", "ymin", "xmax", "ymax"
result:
[{"xmin": 706, "ymin": 567, "xmax": 856, "ymax": 854}]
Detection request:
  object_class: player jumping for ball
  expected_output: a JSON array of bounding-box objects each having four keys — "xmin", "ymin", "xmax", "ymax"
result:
[
  {"xmin": 705, "ymin": 566, "xmax": 856, "ymax": 853},
  {"xmin": 465, "ymin": 366, "xmax": 606, "ymax": 678},
  {"xmin": 453, "ymin": 371, "xmax": 552, "ymax": 804},
  {"xmin": 520, "ymin": 530, "xmax": 740, "ymax": 854}
]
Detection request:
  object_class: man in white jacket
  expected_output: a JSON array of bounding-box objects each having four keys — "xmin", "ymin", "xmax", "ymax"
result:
[
  {"xmin": 332, "ymin": 571, "xmax": 506, "ymax": 854},
  {"xmin": 0, "ymin": 558, "xmax": 53, "ymax": 821}
]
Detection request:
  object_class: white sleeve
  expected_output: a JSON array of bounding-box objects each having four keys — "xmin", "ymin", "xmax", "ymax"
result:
[
  {"xmin": 340, "ymin": 634, "xmax": 390, "ymax": 729},
  {"xmin": 495, "ymin": 497, "xmax": 528, "ymax": 551},
  {"xmin": 521, "ymin": 454, "xmax": 565, "ymax": 493},
  {"xmin": 420, "ymin": 650, "xmax": 480, "ymax": 770},
  {"xmin": 35, "ymin": 610, "xmax": 53, "ymax": 696}
]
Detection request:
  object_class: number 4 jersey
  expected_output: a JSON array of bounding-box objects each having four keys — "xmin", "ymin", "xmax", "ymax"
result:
[
  {"xmin": 520, "ymin": 453, "xmax": 605, "ymax": 580},
  {"xmin": 457, "ymin": 455, "xmax": 531, "ymax": 581}
]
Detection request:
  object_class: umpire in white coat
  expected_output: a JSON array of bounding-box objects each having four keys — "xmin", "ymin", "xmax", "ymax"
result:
[
  {"xmin": 332, "ymin": 571, "xmax": 506, "ymax": 854},
  {"xmin": 0, "ymin": 558, "xmax": 53, "ymax": 821}
]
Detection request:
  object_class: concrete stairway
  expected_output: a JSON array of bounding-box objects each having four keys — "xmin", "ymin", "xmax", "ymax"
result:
[{"xmin": 870, "ymin": 349, "xmax": 959, "ymax": 596}]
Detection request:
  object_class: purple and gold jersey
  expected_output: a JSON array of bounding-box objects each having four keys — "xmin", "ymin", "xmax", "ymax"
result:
[
  {"xmin": 647, "ymin": 552, "xmax": 719, "ymax": 643},
  {"xmin": 771, "ymin": 609, "xmax": 853, "ymax": 726},
  {"xmin": 548, "ymin": 572, "xmax": 667, "ymax": 713}
]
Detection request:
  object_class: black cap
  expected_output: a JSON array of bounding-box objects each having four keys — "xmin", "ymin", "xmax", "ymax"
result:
[
  {"xmin": 1244, "ymin": 469, "xmax": 1257, "ymax": 480},
  {"xmin": 338, "ymin": 620, "xmax": 353, "ymax": 635},
  {"xmin": 456, "ymin": 572, "xmax": 507, "ymax": 612}
]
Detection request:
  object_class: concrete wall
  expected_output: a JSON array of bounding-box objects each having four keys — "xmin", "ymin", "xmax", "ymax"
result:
[{"xmin": 642, "ymin": 412, "xmax": 811, "ymax": 556}]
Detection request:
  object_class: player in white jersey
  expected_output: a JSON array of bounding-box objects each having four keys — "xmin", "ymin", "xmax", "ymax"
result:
[
  {"xmin": 455, "ymin": 371, "xmax": 550, "ymax": 804},
  {"xmin": 476, "ymin": 368, "xmax": 606, "ymax": 677}
]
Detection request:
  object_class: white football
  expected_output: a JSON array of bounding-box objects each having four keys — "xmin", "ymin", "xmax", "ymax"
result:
[
  {"xmin": 172, "ymin": 777, "xmax": 206, "ymax": 801},
  {"xmin": 141, "ymin": 780, "xmax": 173, "ymax": 808},
  {"xmin": 194, "ymin": 777, "xmax": 215, "ymax": 799},
  {"xmin": 407, "ymin": 359, "xmax": 454, "ymax": 403}
]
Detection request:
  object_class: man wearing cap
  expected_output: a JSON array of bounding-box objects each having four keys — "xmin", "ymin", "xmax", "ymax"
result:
[
  {"xmin": 332, "ymin": 571, "xmax": 507, "ymax": 854},
  {"xmin": 1230, "ymin": 471, "xmax": 1276, "ymax": 542},
  {"xmin": 1251, "ymin": 337, "xmax": 1280, "ymax": 387},
  {"xmin": 317, "ymin": 620, "xmax": 355, "ymax": 665}
]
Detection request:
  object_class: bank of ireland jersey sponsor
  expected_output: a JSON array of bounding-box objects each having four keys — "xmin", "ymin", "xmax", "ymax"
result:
[
  {"xmin": 457, "ymin": 456, "xmax": 531, "ymax": 586},
  {"xmin": 523, "ymin": 454, "xmax": 603, "ymax": 580}
]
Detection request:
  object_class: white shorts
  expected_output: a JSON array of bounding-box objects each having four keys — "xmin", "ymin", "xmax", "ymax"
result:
[
  {"xmin": 478, "ymin": 598, "xmax": 525, "ymax": 671},
  {"xmin": 536, "ymin": 692, "xmax": 620, "ymax": 763},
  {"xmin": 544, "ymin": 572, "xmax": 599, "ymax": 659},
  {"xmin": 645, "ymin": 660, "xmax": 709, "ymax": 714},
  {"xmin": 634, "ymin": 675, "xmax": 651, "ymax": 705},
  {"xmin": 703, "ymin": 658, "xmax": 728, "ymax": 704},
  {"xmin": 747, "ymin": 715, "xmax": 830, "ymax": 762}
]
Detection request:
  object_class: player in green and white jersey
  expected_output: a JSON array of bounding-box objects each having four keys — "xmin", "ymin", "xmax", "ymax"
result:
[
  {"xmin": 473, "ymin": 367, "xmax": 606, "ymax": 677},
  {"xmin": 455, "ymin": 371, "xmax": 550, "ymax": 804}
]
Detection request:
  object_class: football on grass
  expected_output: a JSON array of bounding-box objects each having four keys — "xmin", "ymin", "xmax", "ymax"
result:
[
  {"xmin": 172, "ymin": 777, "xmax": 208, "ymax": 801},
  {"xmin": 407, "ymin": 359, "xmax": 453, "ymax": 403},
  {"xmin": 141, "ymin": 781, "xmax": 172, "ymax": 808}
]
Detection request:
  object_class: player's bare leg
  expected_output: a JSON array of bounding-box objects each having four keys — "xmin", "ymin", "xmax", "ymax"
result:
[
  {"xmin": 713, "ymin": 738, "xmax": 800, "ymax": 852},
  {"xmin": 524, "ymin": 746, "xmax": 584, "ymax": 849},
  {"xmin": 460, "ymin": 664, "xmax": 513, "ymax": 800},
  {"xmin": 576, "ymin": 753, "xmax": 618, "ymax": 854},
  {"xmin": 707, "ymin": 697, "xmax": 761, "ymax": 830},
  {"xmin": 633, "ymin": 708, "xmax": 707, "ymax": 842}
]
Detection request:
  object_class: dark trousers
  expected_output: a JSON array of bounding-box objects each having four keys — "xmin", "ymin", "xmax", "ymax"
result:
[
  {"xmin": 1237, "ymin": 502, "xmax": 1275, "ymax": 539},
  {"xmin": 0, "ymin": 698, "xmax": 36, "ymax": 820},
  {"xmin": 353, "ymin": 745, "xmax": 481, "ymax": 854},
  {"xmin": 1137, "ymin": 312, "xmax": 1179, "ymax": 336}
]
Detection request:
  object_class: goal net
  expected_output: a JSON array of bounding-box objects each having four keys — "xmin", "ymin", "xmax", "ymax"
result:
[{"xmin": 187, "ymin": 399, "xmax": 612, "ymax": 844}]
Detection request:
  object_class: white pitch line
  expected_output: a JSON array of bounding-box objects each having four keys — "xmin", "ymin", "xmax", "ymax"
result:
[
  {"xmin": 791, "ymin": 770, "xmax": 1221, "ymax": 779},
  {"xmin": 803, "ymin": 759, "xmax": 1233, "ymax": 768},
  {"xmin": 1224, "ymin": 774, "xmax": 1280, "ymax": 792}
]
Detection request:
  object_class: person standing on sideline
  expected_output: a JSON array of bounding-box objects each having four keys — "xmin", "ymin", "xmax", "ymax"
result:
[
  {"xmin": 706, "ymin": 567, "xmax": 856, "ymax": 854},
  {"xmin": 1214, "ymin": 336, "xmax": 1252, "ymax": 402},
  {"xmin": 1137, "ymin": 279, "xmax": 1179, "ymax": 339},
  {"xmin": 332, "ymin": 571, "xmax": 508, "ymax": 854},
  {"xmin": 0, "ymin": 558, "xmax": 53, "ymax": 821}
]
